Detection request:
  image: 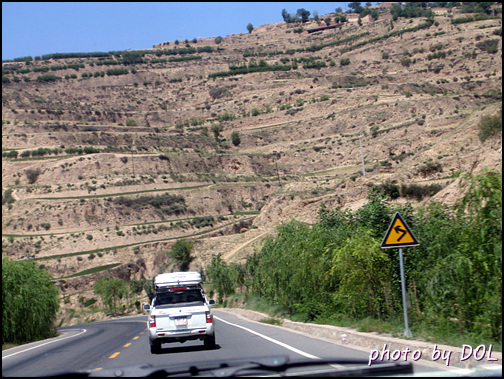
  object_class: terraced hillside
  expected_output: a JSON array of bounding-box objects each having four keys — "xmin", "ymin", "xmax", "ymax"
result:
[{"xmin": 2, "ymin": 7, "xmax": 502, "ymax": 325}]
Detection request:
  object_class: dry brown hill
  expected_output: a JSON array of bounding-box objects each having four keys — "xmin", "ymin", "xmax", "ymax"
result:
[{"xmin": 2, "ymin": 7, "xmax": 502, "ymax": 325}]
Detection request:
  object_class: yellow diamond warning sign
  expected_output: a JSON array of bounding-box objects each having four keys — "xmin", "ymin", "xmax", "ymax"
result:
[{"xmin": 381, "ymin": 212, "xmax": 419, "ymax": 249}]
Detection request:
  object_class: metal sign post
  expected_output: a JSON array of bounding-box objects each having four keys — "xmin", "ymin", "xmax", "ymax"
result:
[
  {"xmin": 398, "ymin": 247, "xmax": 412, "ymax": 337},
  {"xmin": 381, "ymin": 212, "xmax": 419, "ymax": 337}
]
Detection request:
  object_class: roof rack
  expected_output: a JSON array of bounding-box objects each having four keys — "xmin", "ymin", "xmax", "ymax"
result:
[{"xmin": 154, "ymin": 271, "xmax": 202, "ymax": 290}]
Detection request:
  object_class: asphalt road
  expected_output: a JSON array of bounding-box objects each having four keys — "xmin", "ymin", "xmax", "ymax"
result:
[{"xmin": 2, "ymin": 309, "xmax": 445, "ymax": 377}]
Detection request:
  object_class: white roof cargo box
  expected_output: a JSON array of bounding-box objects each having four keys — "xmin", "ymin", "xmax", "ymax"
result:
[{"xmin": 154, "ymin": 271, "xmax": 202, "ymax": 289}]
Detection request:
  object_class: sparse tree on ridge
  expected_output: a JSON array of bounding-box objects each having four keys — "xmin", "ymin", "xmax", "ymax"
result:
[
  {"xmin": 247, "ymin": 23, "xmax": 254, "ymax": 33},
  {"xmin": 297, "ymin": 8, "xmax": 310, "ymax": 23},
  {"xmin": 348, "ymin": 2, "xmax": 363, "ymax": 13},
  {"xmin": 281, "ymin": 8, "xmax": 291, "ymax": 23}
]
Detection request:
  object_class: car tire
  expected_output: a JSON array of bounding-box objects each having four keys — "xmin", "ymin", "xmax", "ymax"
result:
[
  {"xmin": 204, "ymin": 334, "xmax": 216, "ymax": 349},
  {"xmin": 150, "ymin": 339, "xmax": 162, "ymax": 354}
]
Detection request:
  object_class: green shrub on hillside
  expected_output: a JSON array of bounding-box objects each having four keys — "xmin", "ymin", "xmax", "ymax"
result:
[
  {"xmin": 478, "ymin": 111, "xmax": 502, "ymax": 142},
  {"xmin": 36, "ymin": 74, "xmax": 58, "ymax": 82},
  {"xmin": 113, "ymin": 193, "xmax": 187, "ymax": 215},
  {"xmin": 340, "ymin": 58, "xmax": 350, "ymax": 66},
  {"xmin": 231, "ymin": 131, "xmax": 241, "ymax": 147},
  {"xmin": 106, "ymin": 68, "xmax": 129, "ymax": 76},
  {"xmin": 476, "ymin": 39, "xmax": 500, "ymax": 54}
]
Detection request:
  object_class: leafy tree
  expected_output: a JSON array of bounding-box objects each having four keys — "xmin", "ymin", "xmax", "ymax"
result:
[
  {"xmin": 94, "ymin": 277, "xmax": 129, "ymax": 315},
  {"xmin": 214, "ymin": 36, "xmax": 223, "ymax": 44},
  {"xmin": 247, "ymin": 221, "xmax": 335, "ymax": 320},
  {"xmin": 281, "ymin": 8, "xmax": 292, "ymax": 23},
  {"xmin": 411, "ymin": 170, "xmax": 502, "ymax": 341},
  {"xmin": 25, "ymin": 168, "xmax": 41, "ymax": 184},
  {"xmin": 478, "ymin": 110, "xmax": 502, "ymax": 142},
  {"xmin": 327, "ymin": 230, "xmax": 394, "ymax": 318},
  {"xmin": 461, "ymin": 2, "xmax": 493, "ymax": 14},
  {"xmin": 457, "ymin": 169, "xmax": 502, "ymax": 248},
  {"xmin": 297, "ymin": 8, "xmax": 310, "ymax": 23},
  {"xmin": 122, "ymin": 51, "xmax": 143, "ymax": 65},
  {"xmin": 3, "ymin": 259, "xmax": 59, "ymax": 343},
  {"xmin": 206, "ymin": 254, "xmax": 236, "ymax": 303},
  {"xmin": 348, "ymin": 2, "xmax": 364, "ymax": 13},
  {"xmin": 211, "ymin": 123, "xmax": 223, "ymax": 141},
  {"xmin": 246, "ymin": 23, "xmax": 254, "ymax": 33},
  {"xmin": 355, "ymin": 188, "xmax": 392, "ymax": 239},
  {"xmin": 231, "ymin": 131, "xmax": 241, "ymax": 147},
  {"xmin": 169, "ymin": 239, "xmax": 194, "ymax": 271}
]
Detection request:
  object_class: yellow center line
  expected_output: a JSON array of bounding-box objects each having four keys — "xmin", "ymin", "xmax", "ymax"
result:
[
  {"xmin": 109, "ymin": 352, "xmax": 120, "ymax": 359},
  {"xmin": 124, "ymin": 343, "xmax": 131, "ymax": 347},
  {"xmin": 133, "ymin": 336, "xmax": 139, "ymax": 340}
]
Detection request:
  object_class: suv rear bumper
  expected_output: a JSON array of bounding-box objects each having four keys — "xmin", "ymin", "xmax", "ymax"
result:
[{"xmin": 149, "ymin": 325, "xmax": 214, "ymax": 343}]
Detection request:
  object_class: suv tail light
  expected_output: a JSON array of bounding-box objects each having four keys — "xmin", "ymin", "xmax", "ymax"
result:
[
  {"xmin": 206, "ymin": 311, "xmax": 213, "ymax": 323},
  {"xmin": 149, "ymin": 315, "xmax": 156, "ymax": 328}
]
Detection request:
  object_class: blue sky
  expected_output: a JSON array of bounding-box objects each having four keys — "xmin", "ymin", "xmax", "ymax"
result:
[{"xmin": 2, "ymin": 2, "xmax": 374, "ymax": 61}]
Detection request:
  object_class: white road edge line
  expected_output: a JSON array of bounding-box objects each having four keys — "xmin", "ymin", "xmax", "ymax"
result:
[
  {"xmin": 2, "ymin": 329, "xmax": 87, "ymax": 359},
  {"xmin": 214, "ymin": 316, "xmax": 320, "ymax": 360}
]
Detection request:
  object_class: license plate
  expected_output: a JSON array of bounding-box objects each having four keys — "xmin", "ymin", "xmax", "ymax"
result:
[{"xmin": 175, "ymin": 318, "xmax": 187, "ymax": 326}]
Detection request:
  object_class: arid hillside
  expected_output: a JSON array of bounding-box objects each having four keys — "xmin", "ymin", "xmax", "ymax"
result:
[{"xmin": 2, "ymin": 7, "xmax": 502, "ymax": 325}]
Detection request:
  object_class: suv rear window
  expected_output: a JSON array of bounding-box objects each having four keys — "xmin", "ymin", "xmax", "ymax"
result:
[{"xmin": 154, "ymin": 289, "xmax": 204, "ymax": 307}]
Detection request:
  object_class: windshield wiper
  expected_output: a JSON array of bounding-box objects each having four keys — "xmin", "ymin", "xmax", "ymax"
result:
[
  {"xmin": 205, "ymin": 356, "xmax": 414, "ymax": 377},
  {"xmin": 68, "ymin": 355, "xmax": 413, "ymax": 377}
]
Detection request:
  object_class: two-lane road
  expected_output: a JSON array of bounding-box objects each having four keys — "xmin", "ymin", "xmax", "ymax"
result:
[{"xmin": 3, "ymin": 309, "xmax": 444, "ymax": 376}]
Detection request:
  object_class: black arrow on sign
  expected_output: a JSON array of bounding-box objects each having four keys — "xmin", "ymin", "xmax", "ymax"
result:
[{"xmin": 394, "ymin": 225, "xmax": 407, "ymax": 241}]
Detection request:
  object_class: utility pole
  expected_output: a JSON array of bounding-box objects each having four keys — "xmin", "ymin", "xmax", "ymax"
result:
[
  {"xmin": 276, "ymin": 156, "xmax": 281, "ymax": 186},
  {"xmin": 359, "ymin": 136, "xmax": 366, "ymax": 177},
  {"xmin": 131, "ymin": 148, "xmax": 135, "ymax": 176}
]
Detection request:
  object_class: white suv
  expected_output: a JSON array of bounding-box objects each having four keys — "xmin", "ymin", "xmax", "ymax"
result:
[{"xmin": 144, "ymin": 272, "xmax": 216, "ymax": 354}]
